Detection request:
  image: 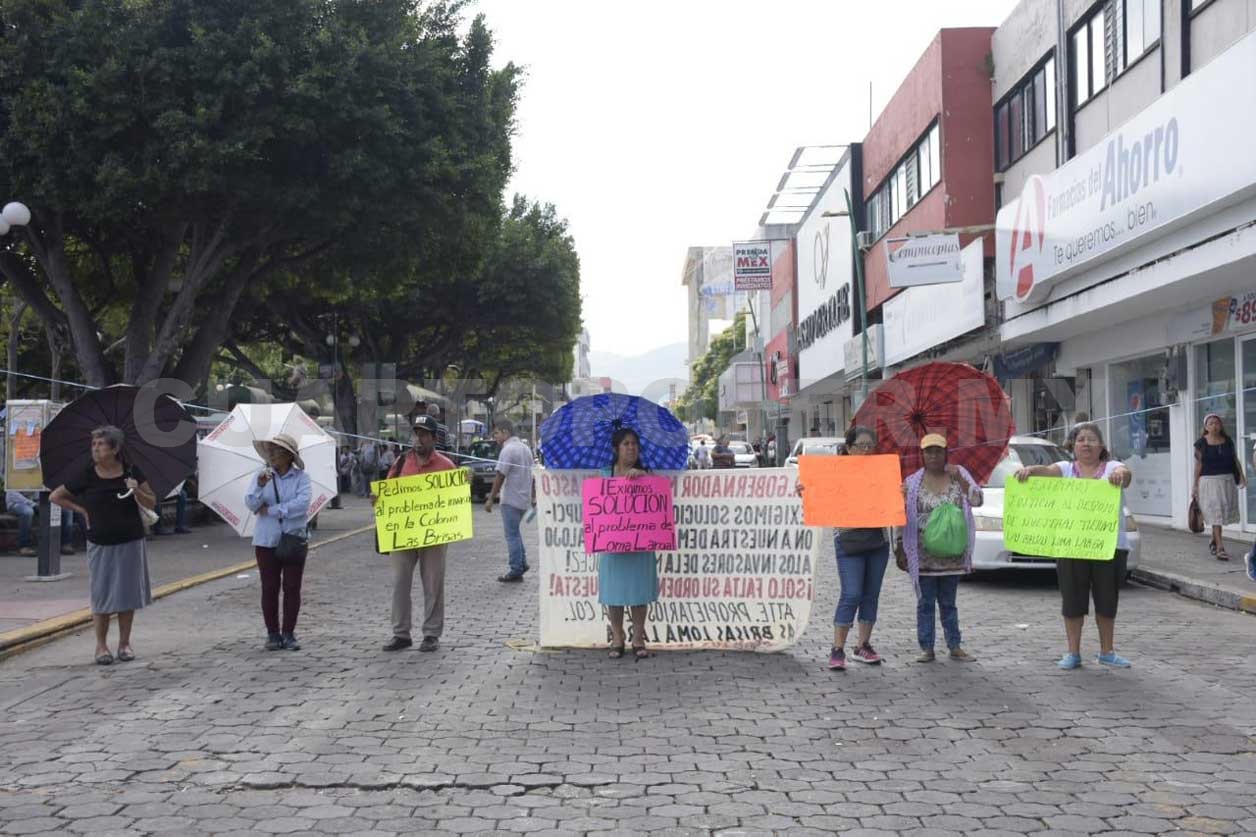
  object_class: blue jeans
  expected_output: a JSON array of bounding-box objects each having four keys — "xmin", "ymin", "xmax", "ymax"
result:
[
  {"xmin": 833, "ymin": 538, "xmax": 890, "ymax": 627},
  {"xmin": 501, "ymin": 504, "xmax": 527, "ymax": 576},
  {"xmin": 12, "ymin": 504, "xmax": 33, "ymax": 548},
  {"xmin": 917, "ymin": 575, "xmax": 962, "ymax": 651}
]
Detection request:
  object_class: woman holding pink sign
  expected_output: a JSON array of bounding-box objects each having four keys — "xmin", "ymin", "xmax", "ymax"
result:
[{"xmin": 599, "ymin": 427, "xmax": 658, "ymax": 660}]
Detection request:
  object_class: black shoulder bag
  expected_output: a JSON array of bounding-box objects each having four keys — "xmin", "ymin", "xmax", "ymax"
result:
[{"xmin": 272, "ymin": 476, "xmax": 309, "ymax": 564}]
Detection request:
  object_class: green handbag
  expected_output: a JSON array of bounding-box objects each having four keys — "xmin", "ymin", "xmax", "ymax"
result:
[{"xmin": 922, "ymin": 501, "xmax": 967, "ymax": 557}]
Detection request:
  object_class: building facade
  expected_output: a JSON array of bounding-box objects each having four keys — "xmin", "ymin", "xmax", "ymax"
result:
[
  {"xmin": 861, "ymin": 28, "xmax": 1001, "ymax": 384},
  {"xmin": 994, "ymin": 0, "xmax": 1256, "ymax": 527}
]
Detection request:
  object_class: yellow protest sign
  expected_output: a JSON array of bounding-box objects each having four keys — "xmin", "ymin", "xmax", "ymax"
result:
[
  {"xmin": 371, "ymin": 468, "xmax": 474, "ymax": 553},
  {"xmin": 1003, "ymin": 477, "xmax": 1121, "ymax": 561}
]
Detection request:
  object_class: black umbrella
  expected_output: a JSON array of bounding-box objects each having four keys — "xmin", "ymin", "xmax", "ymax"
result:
[{"xmin": 41, "ymin": 385, "xmax": 198, "ymax": 498}]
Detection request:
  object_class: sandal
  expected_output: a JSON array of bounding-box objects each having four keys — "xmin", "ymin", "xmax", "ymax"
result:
[
  {"xmin": 632, "ymin": 645, "xmax": 650, "ymax": 660},
  {"xmin": 608, "ymin": 645, "xmax": 625, "ymax": 659},
  {"xmin": 1217, "ymin": 549, "xmax": 1231, "ymax": 561},
  {"xmin": 94, "ymin": 652, "xmax": 114, "ymax": 666}
]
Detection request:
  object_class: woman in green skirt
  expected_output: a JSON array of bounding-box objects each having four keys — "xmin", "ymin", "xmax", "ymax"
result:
[{"xmin": 599, "ymin": 427, "xmax": 658, "ymax": 660}]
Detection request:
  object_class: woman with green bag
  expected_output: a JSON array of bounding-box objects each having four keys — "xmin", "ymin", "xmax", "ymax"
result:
[{"xmin": 896, "ymin": 433, "xmax": 983, "ymax": 663}]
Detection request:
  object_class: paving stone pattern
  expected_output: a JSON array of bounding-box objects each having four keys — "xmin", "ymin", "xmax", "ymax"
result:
[{"xmin": 1, "ymin": 506, "xmax": 1255, "ymax": 835}]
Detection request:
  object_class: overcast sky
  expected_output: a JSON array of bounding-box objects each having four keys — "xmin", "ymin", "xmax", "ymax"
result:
[{"xmin": 473, "ymin": 0, "xmax": 1020, "ymax": 358}]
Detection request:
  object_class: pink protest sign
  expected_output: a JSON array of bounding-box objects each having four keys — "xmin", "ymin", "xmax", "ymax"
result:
[{"xmin": 581, "ymin": 475, "xmax": 677, "ymax": 555}]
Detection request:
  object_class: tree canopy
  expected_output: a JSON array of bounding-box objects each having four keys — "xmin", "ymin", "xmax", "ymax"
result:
[{"xmin": 0, "ymin": 0, "xmax": 580, "ymax": 409}]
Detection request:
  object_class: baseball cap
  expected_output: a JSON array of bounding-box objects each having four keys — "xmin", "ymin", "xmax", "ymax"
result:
[
  {"xmin": 919, "ymin": 433, "xmax": 948, "ymax": 449},
  {"xmin": 413, "ymin": 415, "xmax": 439, "ymax": 434}
]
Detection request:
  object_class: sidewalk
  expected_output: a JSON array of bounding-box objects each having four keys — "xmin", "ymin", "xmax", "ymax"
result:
[
  {"xmin": 0, "ymin": 495, "xmax": 376, "ymax": 640},
  {"xmin": 1133, "ymin": 521, "xmax": 1256, "ymax": 615}
]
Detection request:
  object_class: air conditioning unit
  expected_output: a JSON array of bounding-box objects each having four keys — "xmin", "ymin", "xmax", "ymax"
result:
[{"xmin": 855, "ymin": 231, "xmax": 875, "ymax": 251}]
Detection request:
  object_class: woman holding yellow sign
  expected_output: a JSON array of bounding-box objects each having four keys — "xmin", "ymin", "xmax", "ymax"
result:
[{"xmin": 1014, "ymin": 422, "xmax": 1133, "ymax": 670}]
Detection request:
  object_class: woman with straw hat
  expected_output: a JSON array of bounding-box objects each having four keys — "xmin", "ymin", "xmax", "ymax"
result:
[{"xmin": 244, "ymin": 432, "xmax": 312, "ymax": 651}]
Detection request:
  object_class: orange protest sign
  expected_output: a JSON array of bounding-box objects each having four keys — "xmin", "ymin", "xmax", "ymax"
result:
[{"xmin": 799, "ymin": 454, "xmax": 906, "ymax": 528}]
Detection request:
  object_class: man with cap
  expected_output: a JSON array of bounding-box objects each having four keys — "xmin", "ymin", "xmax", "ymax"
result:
[{"xmin": 374, "ymin": 414, "xmax": 457, "ymax": 652}]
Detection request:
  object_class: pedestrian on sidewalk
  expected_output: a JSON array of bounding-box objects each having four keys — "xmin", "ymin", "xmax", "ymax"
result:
[
  {"xmin": 599, "ymin": 427, "xmax": 658, "ymax": 660},
  {"xmin": 244, "ymin": 433, "xmax": 312, "ymax": 652},
  {"xmin": 796, "ymin": 425, "xmax": 891, "ymax": 671},
  {"xmin": 50, "ymin": 426, "xmax": 157, "ymax": 666},
  {"xmin": 4, "ymin": 488, "xmax": 39, "ymax": 556},
  {"xmin": 150, "ymin": 483, "xmax": 192, "ymax": 536},
  {"xmin": 427, "ymin": 403, "xmax": 450, "ymax": 452},
  {"xmin": 358, "ymin": 440, "xmax": 379, "ymax": 496},
  {"xmin": 1015, "ymin": 422, "xmax": 1134, "ymax": 669},
  {"xmin": 377, "ymin": 415, "xmax": 455, "ymax": 653},
  {"xmin": 485, "ymin": 418, "xmax": 535, "ymax": 582},
  {"xmin": 1192, "ymin": 413, "xmax": 1244, "ymax": 561},
  {"xmin": 899, "ymin": 433, "xmax": 981, "ymax": 664}
]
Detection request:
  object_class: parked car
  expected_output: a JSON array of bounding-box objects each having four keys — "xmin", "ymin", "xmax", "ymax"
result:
[
  {"xmin": 784, "ymin": 436, "xmax": 845, "ymax": 467},
  {"xmin": 458, "ymin": 439, "xmax": 501, "ymax": 502},
  {"xmin": 728, "ymin": 441, "xmax": 759, "ymax": 468},
  {"xmin": 970, "ymin": 436, "xmax": 1141, "ymax": 575}
]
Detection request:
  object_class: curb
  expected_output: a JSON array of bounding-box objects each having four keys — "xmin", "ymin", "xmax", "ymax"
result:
[
  {"xmin": 1131, "ymin": 566, "xmax": 1256, "ymax": 615},
  {"xmin": 0, "ymin": 524, "xmax": 376, "ymax": 662}
]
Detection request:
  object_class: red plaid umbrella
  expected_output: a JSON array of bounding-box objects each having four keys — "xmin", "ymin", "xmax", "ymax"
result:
[{"xmin": 852, "ymin": 362, "xmax": 1014, "ymax": 484}]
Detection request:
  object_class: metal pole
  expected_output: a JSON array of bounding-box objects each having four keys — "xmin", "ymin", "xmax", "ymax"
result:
[
  {"xmin": 29, "ymin": 491, "xmax": 70, "ymax": 582},
  {"xmin": 845, "ymin": 189, "xmax": 870, "ymax": 412},
  {"xmin": 744, "ymin": 298, "xmax": 770, "ymax": 456}
]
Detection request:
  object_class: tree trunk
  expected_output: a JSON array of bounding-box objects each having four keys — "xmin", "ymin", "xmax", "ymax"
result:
[
  {"xmin": 19, "ymin": 214, "xmax": 113, "ymax": 387},
  {"xmin": 46, "ymin": 324, "xmax": 63, "ymax": 402},
  {"xmin": 6, "ymin": 300, "xmax": 27, "ymax": 404}
]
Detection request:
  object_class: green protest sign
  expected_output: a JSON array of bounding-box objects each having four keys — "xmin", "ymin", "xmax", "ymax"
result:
[{"xmin": 1003, "ymin": 477, "xmax": 1121, "ymax": 561}]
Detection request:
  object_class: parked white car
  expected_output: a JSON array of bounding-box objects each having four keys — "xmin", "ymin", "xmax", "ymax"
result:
[
  {"xmin": 784, "ymin": 436, "xmax": 845, "ymax": 467},
  {"xmin": 728, "ymin": 441, "xmax": 760, "ymax": 468},
  {"xmin": 970, "ymin": 436, "xmax": 1141, "ymax": 575}
]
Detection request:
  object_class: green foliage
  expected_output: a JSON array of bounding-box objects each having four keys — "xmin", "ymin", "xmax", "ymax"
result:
[
  {"xmin": 676, "ymin": 312, "xmax": 745, "ymax": 422},
  {"xmin": 0, "ymin": 0, "xmax": 542, "ymax": 393}
]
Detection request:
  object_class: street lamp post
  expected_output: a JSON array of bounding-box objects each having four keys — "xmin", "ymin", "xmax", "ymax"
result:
[
  {"xmin": 822, "ymin": 190, "xmax": 871, "ymax": 411},
  {"xmin": 324, "ymin": 315, "xmax": 359, "ymax": 509},
  {"xmin": 1, "ymin": 201, "xmax": 70, "ymax": 581},
  {"xmin": 1, "ymin": 202, "xmax": 33, "ymax": 405}
]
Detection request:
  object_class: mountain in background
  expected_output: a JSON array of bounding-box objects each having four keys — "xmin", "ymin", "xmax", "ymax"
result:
[{"xmin": 588, "ymin": 342, "xmax": 689, "ymax": 399}]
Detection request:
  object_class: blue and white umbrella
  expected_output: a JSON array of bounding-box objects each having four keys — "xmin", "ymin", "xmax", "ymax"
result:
[{"xmin": 540, "ymin": 393, "xmax": 689, "ymax": 471}]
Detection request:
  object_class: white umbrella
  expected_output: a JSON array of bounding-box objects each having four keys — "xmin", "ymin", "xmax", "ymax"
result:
[{"xmin": 197, "ymin": 403, "xmax": 338, "ymax": 536}]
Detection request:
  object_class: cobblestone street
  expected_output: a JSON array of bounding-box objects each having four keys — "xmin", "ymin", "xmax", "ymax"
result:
[{"xmin": 1, "ymin": 505, "xmax": 1255, "ymax": 836}]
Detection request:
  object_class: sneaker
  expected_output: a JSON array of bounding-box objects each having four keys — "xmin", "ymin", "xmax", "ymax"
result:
[
  {"xmin": 281, "ymin": 632, "xmax": 301, "ymax": 651},
  {"xmin": 1210, "ymin": 541, "xmax": 1217, "ymax": 556},
  {"xmin": 949, "ymin": 647, "xmax": 976, "ymax": 662},
  {"xmin": 60, "ymin": 544, "xmax": 75, "ymax": 555},
  {"xmin": 1245, "ymin": 548, "xmax": 1256, "ymax": 582},
  {"xmin": 1057, "ymin": 652, "xmax": 1082, "ymax": 670},
  {"xmin": 827, "ymin": 647, "xmax": 846, "ymax": 671},
  {"xmin": 418, "ymin": 636, "xmax": 440, "ymax": 652},
  {"xmin": 497, "ymin": 573, "xmax": 524, "ymax": 583},
  {"xmin": 1096, "ymin": 650, "xmax": 1131, "ymax": 668},
  {"xmin": 382, "ymin": 636, "xmax": 412, "ymax": 652},
  {"xmin": 174, "ymin": 527, "xmax": 192, "ymax": 534},
  {"xmin": 851, "ymin": 643, "xmax": 882, "ymax": 664},
  {"xmin": 17, "ymin": 547, "xmax": 35, "ymax": 557},
  {"xmin": 915, "ymin": 649, "xmax": 936, "ymax": 663},
  {"xmin": 265, "ymin": 633, "xmax": 284, "ymax": 651}
]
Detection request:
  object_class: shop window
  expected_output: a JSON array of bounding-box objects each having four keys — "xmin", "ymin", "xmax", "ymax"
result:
[
  {"xmin": 1195, "ymin": 339, "xmax": 1238, "ymax": 439},
  {"xmin": 1109, "ymin": 353, "xmax": 1173, "ymax": 515}
]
